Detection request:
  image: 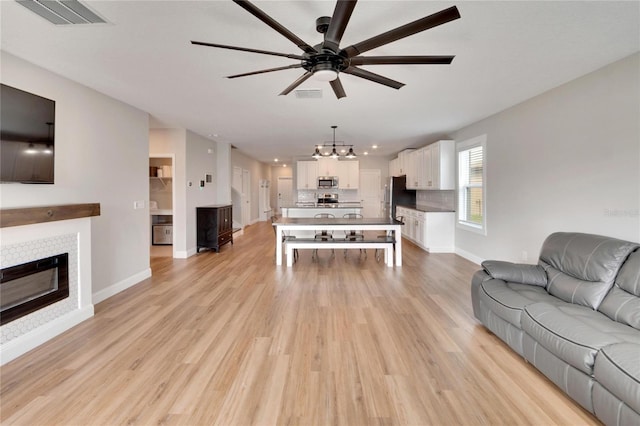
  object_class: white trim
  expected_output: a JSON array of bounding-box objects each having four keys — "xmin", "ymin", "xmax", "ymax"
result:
[
  {"xmin": 456, "ymin": 135, "xmax": 487, "ymax": 236},
  {"xmin": 92, "ymin": 268, "xmax": 151, "ymax": 304},
  {"xmin": 454, "ymin": 247, "xmax": 484, "ymax": 265},
  {"xmin": 0, "ymin": 305, "xmax": 94, "ymax": 366}
]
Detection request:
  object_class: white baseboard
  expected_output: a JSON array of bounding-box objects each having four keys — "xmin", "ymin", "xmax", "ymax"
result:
[
  {"xmin": 455, "ymin": 247, "xmax": 484, "ymax": 265},
  {"xmin": 175, "ymin": 249, "xmax": 195, "ymax": 259},
  {"xmin": 427, "ymin": 246, "xmax": 456, "ymax": 253},
  {"xmin": 0, "ymin": 305, "xmax": 94, "ymax": 366},
  {"xmin": 92, "ymin": 268, "xmax": 152, "ymax": 304}
]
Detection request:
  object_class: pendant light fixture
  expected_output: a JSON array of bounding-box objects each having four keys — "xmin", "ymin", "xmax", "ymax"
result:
[{"xmin": 310, "ymin": 125, "xmax": 357, "ymax": 160}]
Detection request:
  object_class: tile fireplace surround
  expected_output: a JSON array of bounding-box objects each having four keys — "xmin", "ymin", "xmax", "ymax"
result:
[{"xmin": 0, "ymin": 204, "xmax": 99, "ymax": 365}]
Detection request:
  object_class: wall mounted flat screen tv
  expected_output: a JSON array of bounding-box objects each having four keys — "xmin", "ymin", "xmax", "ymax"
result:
[{"xmin": 1, "ymin": 84, "xmax": 56, "ymax": 184}]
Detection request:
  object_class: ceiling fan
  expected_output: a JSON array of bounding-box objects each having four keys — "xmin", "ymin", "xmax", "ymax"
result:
[{"xmin": 191, "ymin": 0, "xmax": 460, "ymax": 99}]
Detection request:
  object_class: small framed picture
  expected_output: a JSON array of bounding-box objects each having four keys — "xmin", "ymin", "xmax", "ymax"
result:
[{"xmin": 205, "ymin": 174, "xmax": 212, "ymax": 183}]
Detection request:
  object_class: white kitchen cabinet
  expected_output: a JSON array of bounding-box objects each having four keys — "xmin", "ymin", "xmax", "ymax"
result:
[
  {"xmin": 389, "ymin": 158, "xmax": 400, "ymax": 177},
  {"xmin": 317, "ymin": 158, "xmax": 338, "ymax": 176},
  {"xmin": 297, "ymin": 161, "xmax": 318, "ymax": 190},
  {"xmin": 406, "ymin": 140, "xmax": 455, "ymax": 190},
  {"xmin": 396, "ymin": 206, "xmax": 455, "ymax": 252},
  {"xmin": 397, "ymin": 149, "xmax": 415, "ymax": 176},
  {"xmin": 406, "ymin": 148, "xmax": 425, "ymax": 189},
  {"xmin": 425, "ymin": 140, "xmax": 455, "ymax": 190},
  {"xmin": 337, "ymin": 160, "xmax": 359, "ymax": 189}
]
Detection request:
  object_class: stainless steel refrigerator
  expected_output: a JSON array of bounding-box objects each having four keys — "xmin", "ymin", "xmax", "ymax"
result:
[{"xmin": 383, "ymin": 175, "xmax": 416, "ymax": 220}]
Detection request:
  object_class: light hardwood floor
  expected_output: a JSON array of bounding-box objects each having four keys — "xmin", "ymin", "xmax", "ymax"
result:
[{"xmin": 1, "ymin": 221, "xmax": 599, "ymax": 425}]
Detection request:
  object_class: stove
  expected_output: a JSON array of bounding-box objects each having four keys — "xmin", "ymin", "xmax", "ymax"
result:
[{"xmin": 317, "ymin": 193, "xmax": 339, "ymax": 205}]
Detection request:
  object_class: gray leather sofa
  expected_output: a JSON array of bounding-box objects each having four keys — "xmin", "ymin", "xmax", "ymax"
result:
[{"xmin": 471, "ymin": 232, "xmax": 640, "ymax": 426}]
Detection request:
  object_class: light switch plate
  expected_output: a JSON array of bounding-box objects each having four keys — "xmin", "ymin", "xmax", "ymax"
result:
[{"xmin": 134, "ymin": 200, "xmax": 145, "ymax": 210}]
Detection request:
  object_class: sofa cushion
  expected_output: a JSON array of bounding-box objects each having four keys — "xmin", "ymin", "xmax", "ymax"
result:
[
  {"xmin": 599, "ymin": 249, "xmax": 640, "ymax": 330},
  {"xmin": 478, "ymin": 279, "xmax": 559, "ymax": 327},
  {"xmin": 594, "ymin": 343, "xmax": 640, "ymax": 414},
  {"xmin": 521, "ymin": 302, "xmax": 639, "ymax": 375},
  {"xmin": 539, "ymin": 233, "xmax": 639, "ymax": 309},
  {"xmin": 481, "ymin": 260, "xmax": 547, "ymax": 287},
  {"xmin": 539, "ymin": 232, "xmax": 639, "ymax": 283}
]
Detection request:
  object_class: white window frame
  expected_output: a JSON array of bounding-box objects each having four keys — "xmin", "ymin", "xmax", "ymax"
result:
[{"xmin": 457, "ymin": 135, "xmax": 487, "ymax": 235}]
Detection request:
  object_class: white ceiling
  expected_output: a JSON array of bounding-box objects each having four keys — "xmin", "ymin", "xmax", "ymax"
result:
[{"xmin": 2, "ymin": 1, "xmax": 639, "ymax": 165}]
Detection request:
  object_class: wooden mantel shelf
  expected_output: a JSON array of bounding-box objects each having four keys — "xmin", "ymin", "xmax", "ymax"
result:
[{"xmin": 0, "ymin": 203, "xmax": 100, "ymax": 228}]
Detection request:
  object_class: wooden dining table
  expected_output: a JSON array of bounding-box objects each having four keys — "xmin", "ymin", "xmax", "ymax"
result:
[{"xmin": 272, "ymin": 217, "xmax": 403, "ymax": 267}]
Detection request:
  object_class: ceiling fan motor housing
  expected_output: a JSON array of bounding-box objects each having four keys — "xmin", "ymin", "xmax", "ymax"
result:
[{"xmin": 316, "ymin": 16, "xmax": 331, "ymax": 34}]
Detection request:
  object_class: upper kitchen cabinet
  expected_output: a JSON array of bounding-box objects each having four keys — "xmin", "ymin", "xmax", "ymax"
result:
[
  {"xmin": 427, "ymin": 140, "xmax": 455, "ymax": 190},
  {"xmin": 317, "ymin": 158, "xmax": 338, "ymax": 177},
  {"xmin": 297, "ymin": 161, "xmax": 318, "ymax": 190},
  {"xmin": 389, "ymin": 158, "xmax": 400, "ymax": 177},
  {"xmin": 337, "ymin": 160, "xmax": 359, "ymax": 189},
  {"xmin": 398, "ymin": 149, "xmax": 415, "ymax": 176},
  {"xmin": 407, "ymin": 140, "xmax": 455, "ymax": 190}
]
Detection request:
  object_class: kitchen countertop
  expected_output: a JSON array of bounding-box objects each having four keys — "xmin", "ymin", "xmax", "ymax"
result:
[
  {"xmin": 150, "ymin": 209, "xmax": 173, "ymax": 215},
  {"xmin": 285, "ymin": 203, "xmax": 362, "ymax": 209},
  {"xmin": 397, "ymin": 204, "xmax": 455, "ymax": 213}
]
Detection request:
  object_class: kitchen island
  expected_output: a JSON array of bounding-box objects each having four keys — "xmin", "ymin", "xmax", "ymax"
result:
[
  {"xmin": 281, "ymin": 205, "xmax": 363, "ymax": 238},
  {"xmin": 281, "ymin": 204, "xmax": 362, "ymax": 218}
]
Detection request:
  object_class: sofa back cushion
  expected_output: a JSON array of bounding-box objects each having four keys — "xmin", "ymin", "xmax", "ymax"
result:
[
  {"xmin": 598, "ymin": 248, "xmax": 640, "ymax": 329},
  {"xmin": 539, "ymin": 233, "xmax": 639, "ymax": 309}
]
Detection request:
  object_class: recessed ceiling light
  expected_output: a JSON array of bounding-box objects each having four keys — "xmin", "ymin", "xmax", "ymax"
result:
[
  {"xmin": 372, "ymin": 145, "xmax": 378, "ymax": 149},
  {"xmin": 274, "ymin": 158, "xmax": 279, "ymax": 162},
  {"xmin": 282, "ymin": 164, "xmax": 287, "ymax": 168},
  {"xmin": 363, "ymin": 151, "xmax": 369, "ymax": 155}
]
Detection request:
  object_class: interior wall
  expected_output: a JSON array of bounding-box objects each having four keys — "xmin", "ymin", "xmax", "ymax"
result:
[
  {"xmin": 231, "ymin": 148, "xmax": 271, "ymax": 223},
  {"xmin": 185, "ymin": 130, "xmax": 217, "ymax": 254},
  {"xmin": 453, "ymin": 52, "xmax": 640, "ymax": 264},
  {"xmin": 1, "ymin": 52, "xmax": 151, "ymax": 297}
]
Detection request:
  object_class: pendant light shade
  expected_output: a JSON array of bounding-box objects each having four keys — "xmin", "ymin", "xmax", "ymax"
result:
[{"xmin": 310, "ymin": 125, "xmax": 357, "ymax": 160}]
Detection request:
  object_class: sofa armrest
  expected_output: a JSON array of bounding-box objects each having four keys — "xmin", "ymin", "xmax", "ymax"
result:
[{"xmin": 481, "ymin": 260, "xmax": 547, "ymax": 287}]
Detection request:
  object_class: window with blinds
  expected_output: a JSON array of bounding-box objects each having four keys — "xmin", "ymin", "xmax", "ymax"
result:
[{"xmin": 457, "ymin": 135, "xmax": 486, "ymax": 234}]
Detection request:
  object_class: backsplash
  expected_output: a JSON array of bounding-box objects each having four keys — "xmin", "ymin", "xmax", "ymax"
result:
[
  {"xmin": 416, "ymin": 190, "xmax": 455, "ymax": 210},
  {"xmin": 297, "ymin": 189, "xmax": 359, "ymax": 203}
]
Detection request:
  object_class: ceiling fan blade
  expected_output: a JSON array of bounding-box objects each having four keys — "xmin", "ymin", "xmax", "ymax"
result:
[
  {"xmin": 228, "ymin": 64, "xmax": 303, "ymax": 79},
  {"xmin": 323, "ymin": 0, "xmax": 357, "ymax": 53},
  {"xmin": 350, "ymin": 55, "xmax": 454, "ymax": 65},
  {"xmin": 342, "ymin": 66, "xmax": 405, "ymax": 90},
  {"xmin": 279, "ymin": 72, "xmax": 313, "ymax": 96},
  {"xmin": 233, "ymin": 0, "xmax": 317, "ymax": 54},
  {"xmin": 330, "ymin": 77, "xmax": 347, "ymax": 99},
  {"xmin": 191, "ymin": 41, "xmax": 305, "ymax": 60},
  {"xmin": 340, "ymin": 6, "xmax": 460, "ymax": 58}
]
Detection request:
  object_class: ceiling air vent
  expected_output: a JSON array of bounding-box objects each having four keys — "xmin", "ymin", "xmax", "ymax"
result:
[
  {"xmin": 16, "ymin": 0, "xmax": 107, "ymax": 25},
  {"xmin": 294, "ymin": 89, "xmax": 323, "ymax": 99}
]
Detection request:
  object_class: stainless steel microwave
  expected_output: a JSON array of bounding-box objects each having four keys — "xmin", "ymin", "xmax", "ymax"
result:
[{"xmin": 317, "ymin": 176, "xmax": 338, "ymax": 189}]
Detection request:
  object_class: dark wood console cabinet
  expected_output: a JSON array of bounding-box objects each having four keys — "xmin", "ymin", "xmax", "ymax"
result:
[{"xmin": 196, "ymin": 204, "xmax": 233, "ymax": 253}]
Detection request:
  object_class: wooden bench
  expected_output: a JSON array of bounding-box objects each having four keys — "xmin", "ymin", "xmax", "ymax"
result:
[{"xmin": 284, "ymin": 237, "xmax": 396, "ymax": 267}]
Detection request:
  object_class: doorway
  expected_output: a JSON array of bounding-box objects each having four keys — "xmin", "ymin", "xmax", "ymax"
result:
[
  {"xmin": 277, "ymin": 176, "xmax": 293, "ymax": 215},
  {"xmin": 149, "ymin": 155, "xmax": 175, "ymax": 257}
]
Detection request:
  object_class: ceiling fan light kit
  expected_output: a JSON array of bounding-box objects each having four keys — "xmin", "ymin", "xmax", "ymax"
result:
[{"xmin": 191, "ymin": 0, "xmax": 460, "ymax": 99}]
